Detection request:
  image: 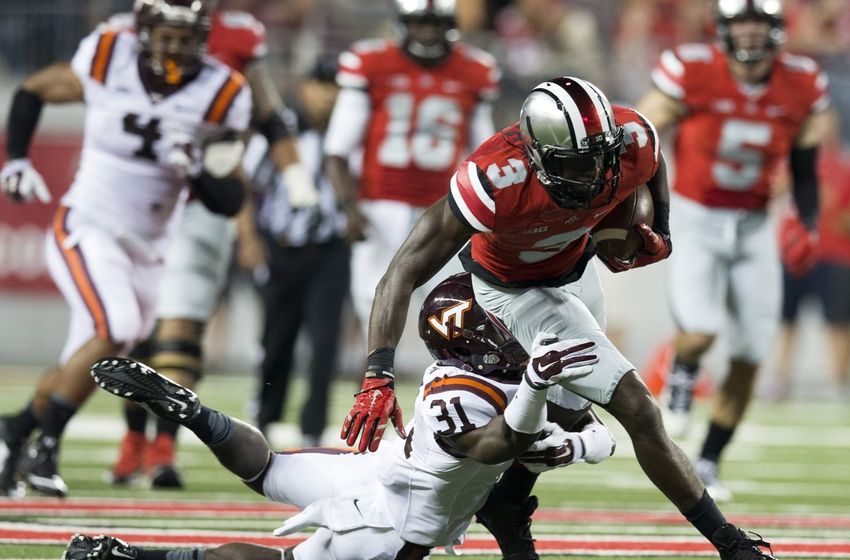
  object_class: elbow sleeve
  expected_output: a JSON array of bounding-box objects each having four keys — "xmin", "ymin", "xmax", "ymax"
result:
[
  {"xmin": 7, "ymin": 88, "xmax": 44, "ymax": 159},
  {"xmin": 790, "ymin": 146, "xmax": 819, "ymax": 229}
]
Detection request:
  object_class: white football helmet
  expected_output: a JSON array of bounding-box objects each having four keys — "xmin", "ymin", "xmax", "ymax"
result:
[
  {"xmin": 716, "ymin": 0, "xmax": 785, "ymax": 63},
  {"xmin": 395, "ymin": 0, "xmax": 457, "ymax": 63},
  {"xmin": 519, "ymin": 77, "xmax": 624, "ymax": 209}
]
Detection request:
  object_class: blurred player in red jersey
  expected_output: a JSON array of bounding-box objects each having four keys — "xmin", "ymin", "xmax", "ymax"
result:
[
  {"xmin": 636, "ymin": 0, "xmax": 832, "ymax": 500},
  {"xmin": 337, "ymin": 74, "xmax": 776, "ymax": 560},
  {"xmin": 104, "ymin": 2, "xmax": 319, "ymax": 489},
  {"xmin": 0, "ymin": 0, "xmax": 251, "ymax": 498},
  {"xmin": 324, "ymin": 0, "xmax": 500, "ymax": 333},
  {"xmin": 773, "ymin": 150, "xmax": 850, "ymax": 400}
]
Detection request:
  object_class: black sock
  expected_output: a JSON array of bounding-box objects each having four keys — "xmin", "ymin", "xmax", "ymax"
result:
[
  {"xmin": 156, "ymin": 418, "xmax": 181, "ymax": 439},
  {"xmin": 492, "ymin": 461, "xmax": 539, "ymax": 503},
  {"xmin": 700, "ymin": 422, "xmax": 735, "ymax": 463},
  {"xmin": 184, "ymin": 406, "xmax": 233, "ymax": 447},
  {"xmin": 683, "ymin": 490, "xmax": 727, "ymax": 540},
  {"xmin": 40, "ymin": 395, "xmax": 78, "ymax": 440},
  {"xmin": 4, "ymin": 401, "xmax": 40, "ymax": 441},
  {"xmin": 124, "ymin": 404, "xmax": 149, "ymax": 434},
  {"xmin": 137, "ymin": 548, "xmax": 205, "ymax": 560}
]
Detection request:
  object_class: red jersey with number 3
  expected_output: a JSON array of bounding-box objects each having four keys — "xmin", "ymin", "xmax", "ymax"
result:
[
  {"xmin": 651, "ymin": 43, "xmax": 829, "ymax": 210},
  {"xmin": 448, "ymin": 107, "xmax": 660, "ymax": 287},
  {"xmin": 337, "ymin": 40, "xmax": 500, "ymax": 207}
]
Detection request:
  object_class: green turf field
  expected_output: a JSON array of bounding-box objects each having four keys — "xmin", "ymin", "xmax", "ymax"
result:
[{"xmin": 1, "ymin": 367, "xmax": 849, "ymax": 559}]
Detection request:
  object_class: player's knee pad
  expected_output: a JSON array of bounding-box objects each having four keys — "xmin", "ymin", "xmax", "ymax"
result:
[{"xmin": 151, "ymin": 338, "xmax": 203, "ymax": 381}]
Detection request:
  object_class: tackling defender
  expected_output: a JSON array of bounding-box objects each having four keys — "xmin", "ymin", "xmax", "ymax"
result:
[{"xmin": 66, "ymin": 273, "xmax": 614, "ymax": 559}]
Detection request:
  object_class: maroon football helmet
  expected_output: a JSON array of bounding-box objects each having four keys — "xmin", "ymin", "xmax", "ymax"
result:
[
  {"xmin": 419, "ymin": 273, "xmax": 528, "ymax": 377},
  {"xmin": 134, "ymin": 0, "xmax": 214, "ymax": 85}
]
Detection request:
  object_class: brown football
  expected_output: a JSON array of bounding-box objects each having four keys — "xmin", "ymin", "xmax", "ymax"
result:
[{"xmin": 591, "ymin": 184, "xmax": 654, "ymax": 261}]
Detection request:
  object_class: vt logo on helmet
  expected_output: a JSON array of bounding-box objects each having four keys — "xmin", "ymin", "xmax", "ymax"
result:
[
  {"xmin": 716, "ymin": 0, "xmax": 785, "ymax": 64},
  {"xmin": 134, "ymin": 0, "xmax": 213, "ymax": 88},
  {"xmin": 396, "ymin": 0, "xmax": 457, "ymax": 65},
  {"xmin": 419, "ymin": 273, "xmax": 528, "ymax": 377},
  {"xmin": 520, "ymin": 77, "xmax": 624, "ymax": 209}
]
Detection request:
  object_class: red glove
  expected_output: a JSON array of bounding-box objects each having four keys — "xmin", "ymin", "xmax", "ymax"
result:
[
  {"xmin": 340, "ymin": 375, "xmax": 406, "ymax": 453},
  {"xmin": 779, "ymin": 214, "xmax": 818, "ymax": 278},
  {"xmin": 599, "ymin": 223, "xmax": 672, "ymax": 273}
]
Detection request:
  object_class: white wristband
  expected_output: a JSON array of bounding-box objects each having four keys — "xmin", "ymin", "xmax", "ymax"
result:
[
  {"xmin": 503, "ymin": 379, "xmax": 548, "ymax": 434},
  {"xmin": 282, "ymin": 162, "xmax": 318, "ymax": 207}
]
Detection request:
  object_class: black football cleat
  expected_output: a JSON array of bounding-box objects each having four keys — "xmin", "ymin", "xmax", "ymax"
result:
[
  {"xmin": 20, "ymin": 435, "xmax": 68, "ymax": 498},
  {"xmin": 0, "ymin": 418, "xmax": 26, "ymax": 498},
  {"xmin": 90, "ymin": 358, "xmax": 200, "ymax": 423},
  {"xmin": 149, "ymin": 464, "xmax": 184, "ymax": 489},
  {"xmin": 63, "ymin": 533, "xmax": 139, "ymax": 560},
  {"xmin": 476, "ymin": 492, "xmax": 540, "ymax": 560},
  {"xmin": 711, "ymin": 524, "xmax": 775, "ymax": 560}
]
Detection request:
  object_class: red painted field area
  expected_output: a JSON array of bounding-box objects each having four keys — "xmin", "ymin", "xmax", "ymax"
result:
[{"xmin": 2, "ymin": 498, "xmax": 849, "ymax": 557}]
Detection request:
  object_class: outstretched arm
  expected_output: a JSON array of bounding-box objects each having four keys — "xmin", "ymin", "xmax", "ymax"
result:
[
  {"xmin": 341, "ymin": 197, "xmax": 472, "ymax": 452},
  {"xmin": 368, "ymin": 197, "xmax": 473, "ymax": 354}
]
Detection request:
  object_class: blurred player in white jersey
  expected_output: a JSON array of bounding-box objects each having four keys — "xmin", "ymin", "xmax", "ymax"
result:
[
  {"xmin": 636, "ymin": 0, "xmax": 831, "ymax": 499},
  {"xmin": 103, "ymin": 3, "xmax": 318, "ymax": 491},
  {"xmin": 0, "ymin": 0, "xmax": 251, "ymax": 498},
  {"xmin": 69, "ymin": 273, "xmax": 614, "ymax": 559},
  {"xmin": 324, "ymin": 0, "xmax": 500, "ymax": 334}
]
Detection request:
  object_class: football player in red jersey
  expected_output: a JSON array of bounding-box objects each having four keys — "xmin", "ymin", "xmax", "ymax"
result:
[
  {"xmin": 324, "ymin": 0, "xmax": 500, "ymax": 334},
  {"xmin": 0, "ymin": 0, "xmax": 251, "ymax": 497},
  {"xmin": 339, "ymin": 76, "xmax": 777, "ymax": 560},
  {"xmin": 636, "ymin": 0, "xmax": 832, "ymax": 500},
  {"xmin": 104, "ymin": 2, "xmax": 320, "ymax": 489}
]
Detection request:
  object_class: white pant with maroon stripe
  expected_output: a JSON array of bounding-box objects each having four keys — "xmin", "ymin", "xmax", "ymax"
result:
[
  {"xmin": 667, "ymin": 194, "xmax": 780, "ymax": 362},
  {"xmin": 471, "ymin": 261, "xmax": 634, "ymax": 409},
  {"xmin": 45, "ymin": 206, "xmax": 164, "ymax": 364}
]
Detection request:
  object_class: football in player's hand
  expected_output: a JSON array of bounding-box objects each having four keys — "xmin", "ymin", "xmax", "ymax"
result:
[{"xmin": 592, "ymin": 184, "xmax": 654, "ymax": 261}]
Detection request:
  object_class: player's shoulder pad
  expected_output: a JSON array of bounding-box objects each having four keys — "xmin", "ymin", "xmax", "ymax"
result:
[
  {"xmin": 616, "ymin": 106, "xmax": 661, "ymax": 174},
  {"xmin": 449, "ymin": 160, "xmax": 499, "ymax": 233},
  {"xmin": 76, "ymin": 25, "xmax": 134, "ymax": 85},
  {"xmin": 777, "ymin": 52, "xmax": 820, "ymax": 74},
  {"xmin": 202, "ymin": 64, "xmax": 249, "ymax": 125},
  {"xmin": 422, "ymin": 369, "xmax": 512, "ymax": 417},
  {"xmin": 348, "ymin": 38, "xmax": 394, "ymax": 56},
  {"xmin": 215, "ymin": 10, "xmax": 266, "ymax": 36},
  {"xmin": 672, "ymin": 42, "xmax": 716, "ymax": 63},
  {"xmin": 104, "ymin": 12, "xmax": 135, "ymax": 32},
  {"xmin": 456, "ymin": 43, "xmax": 499, "ymax": 70},
  {"xmin": 337, "ymin": 39, "xmax": 393, "ymax": 89}
]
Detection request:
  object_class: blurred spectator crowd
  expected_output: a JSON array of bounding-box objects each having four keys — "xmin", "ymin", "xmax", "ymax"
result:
[{"xmin": 1, "ymin": 0, "xmax": 847, "ymax": 130}]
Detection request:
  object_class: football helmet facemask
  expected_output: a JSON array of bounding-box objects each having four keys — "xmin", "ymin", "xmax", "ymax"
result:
[
  {"xmin": 520, "ymin": 76, "xmax": 624, "ymax": 209},
  {"xmin": 717, "ymin": 0, "xmax": 785, "ymax": 64},
  {"xmin": 396, "ymin": 0, "xmax": 457, "ymax": 65},
  {"xmin": 419, "ymin": 273, "xmax": 528, "ymax": 378},
  {"xmin": 134, "ymin": 0, "xmax": 213, "ymax": 86}
]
